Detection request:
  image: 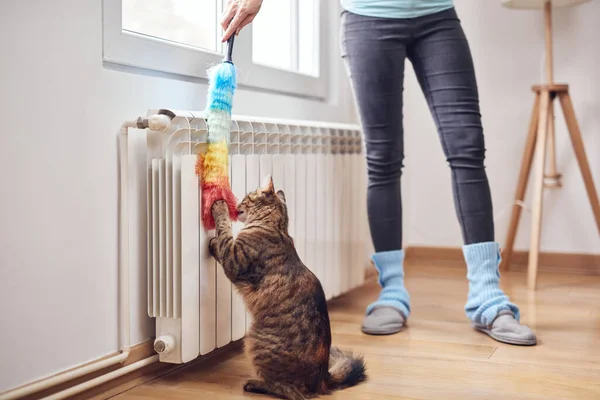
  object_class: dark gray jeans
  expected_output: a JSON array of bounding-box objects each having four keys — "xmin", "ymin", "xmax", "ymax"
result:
[{"xmin": 341, "ymin": 7, "xmax": 494, "ymax": 252}]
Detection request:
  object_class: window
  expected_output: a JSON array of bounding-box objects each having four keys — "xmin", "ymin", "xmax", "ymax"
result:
[
  {"xmin": 103, "ymin": 0, "xmax": 327, "ymax": 99},
  {"xmin": 122, "ymin": 0, "xmax": 219, "ymax": 52},
  {"xmin": 252, "ymin": 0, "xmax": 318, "ymax": 77}
]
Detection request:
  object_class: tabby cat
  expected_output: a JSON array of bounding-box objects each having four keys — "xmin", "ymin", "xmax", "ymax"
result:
[{"xmin": 209, "ymin": 176, "xmax": 366, "ymax": 400}]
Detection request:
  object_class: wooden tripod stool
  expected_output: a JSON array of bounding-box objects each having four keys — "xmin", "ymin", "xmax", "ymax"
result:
[
  {"xmin": 500, "ymin": 84, "xmax": 600, "ymax": 290},
  {"xmin": 500, "ymin": 0, "xmax": 600, "ymax": 290}
]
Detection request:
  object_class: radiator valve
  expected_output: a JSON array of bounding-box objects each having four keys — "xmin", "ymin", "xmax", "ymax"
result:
[
  {"xmin": 147, "ymin": 114, "xmax": 172, "ymax": 131},
  {"xmin": 154, "ymin": 335, "xmax": 176, "ymax": 354}
]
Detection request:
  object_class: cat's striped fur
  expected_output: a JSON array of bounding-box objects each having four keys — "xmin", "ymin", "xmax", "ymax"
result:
[{"xmin": 209, "ymin": 176, "xmax": 366, "ymax": 400}]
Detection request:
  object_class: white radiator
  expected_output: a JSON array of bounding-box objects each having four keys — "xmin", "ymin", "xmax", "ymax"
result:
[{"xmin": 123, "ymin": 109, "xmax": 372, "ymax": 365}]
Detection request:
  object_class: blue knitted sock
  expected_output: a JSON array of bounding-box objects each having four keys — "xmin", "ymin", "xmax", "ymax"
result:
[
  {"xmin": 366, "ymin": 250, "xmax": 411, "ymax": 318},
  {"xmin": 463, "ymin": 241, "xmax": 520, "ymax": 326}
]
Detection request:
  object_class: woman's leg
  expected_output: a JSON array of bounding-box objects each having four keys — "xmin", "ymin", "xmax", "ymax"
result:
[
  {"xmin": 341, "ymin": 11, "xmax": 411, "ymax": 335},
  {"xmin": 407, "ymin": 8, "xmax": 536, "ymax": 345}
]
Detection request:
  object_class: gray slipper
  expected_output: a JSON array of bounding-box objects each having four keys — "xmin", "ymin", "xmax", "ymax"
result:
[
  {"xmin": 474, "ymin": 310, "xmax": 537, "ymax": 346},
  {"xmin": 361, "ymin": 306, "xmax": 406, "ymax": 335}
]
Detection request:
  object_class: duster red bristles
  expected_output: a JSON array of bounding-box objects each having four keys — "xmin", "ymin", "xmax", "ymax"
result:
[
  {"xmin": 196, "ymin": 154, "xmax": 238, "ymax": 230},
  {"xmin": 198, "ymin": 36, "xmax": 238, "ymax": 230}
]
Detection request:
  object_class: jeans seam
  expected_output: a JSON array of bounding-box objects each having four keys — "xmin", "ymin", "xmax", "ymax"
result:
[{"xmin": 411, "ymin": 45, "xmax": 469, "ymax": 243}]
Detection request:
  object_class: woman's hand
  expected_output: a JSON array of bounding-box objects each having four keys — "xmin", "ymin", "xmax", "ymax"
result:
[{"xmin": 221, "ymin": 0, "xmax": 263, "ymax": 42}]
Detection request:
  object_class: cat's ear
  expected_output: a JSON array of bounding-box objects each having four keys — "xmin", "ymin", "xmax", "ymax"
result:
[
  {"xmin": 276, "ymin": 190, "xmax": 286, "ymax": 203},
  {"xmin": 261, "ymin": 175, "xmax": 274, "ymax": 194}
]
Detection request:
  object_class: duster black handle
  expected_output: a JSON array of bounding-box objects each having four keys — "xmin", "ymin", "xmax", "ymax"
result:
[{"xmin": 224, "ymin": 35, "xmax": 235, "ymax": 64}]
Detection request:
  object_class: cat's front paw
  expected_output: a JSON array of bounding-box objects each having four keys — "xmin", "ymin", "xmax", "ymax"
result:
[
  {"xmin": 211, "ymin": 200, "xmax": 229, "ymax": 220},
  {"xmin": 208, "ymin": 237, "xmax": 218, "ymax": 258}
]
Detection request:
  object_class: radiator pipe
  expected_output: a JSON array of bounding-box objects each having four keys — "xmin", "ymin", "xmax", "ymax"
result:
[
  {"xmin": 43, "ymin": 356, "xmax": 160, "ymax": 400},
  {"xmin": 0, "ymin": 120, "xmax": 149, "ymax": 400},
  {"xmin": 0, "ymin": 353, "xmax": 131, "ymax": 400}
]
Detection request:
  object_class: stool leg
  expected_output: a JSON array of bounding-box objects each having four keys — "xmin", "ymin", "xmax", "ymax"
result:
[
  {"xmin": 558, "ymin": 92, "xmax": 600, "ymax": 235},
  {"xmin": 501, "ymin": 93, "xmax": 541, "ymax": 271},
  {"xmin": 528, "ymin": 90, "xmax": 551, "ymax": 290},
  {"xmin": 545, "ymin": 96, "xmax": 561, "ymax": 187}
]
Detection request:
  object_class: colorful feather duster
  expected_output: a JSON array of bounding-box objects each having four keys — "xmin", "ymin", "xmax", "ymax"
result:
[{"xmin": 196, "ymin": 37, "xmax": 238, "ymax": 230}]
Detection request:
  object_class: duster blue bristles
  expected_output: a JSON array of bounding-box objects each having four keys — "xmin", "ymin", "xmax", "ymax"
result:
[
  {"xmin": 206, "ymin": 62, "xmax": 237, "ymax": 115},
  {"xmin": 198, "ymin": 36, "xmax": 239, "ymax": 230}
]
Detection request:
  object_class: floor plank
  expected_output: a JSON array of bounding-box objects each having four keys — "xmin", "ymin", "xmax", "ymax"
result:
[{"xmin": 113, "ymin": 261, "xmax": 600, "ymax": 400}]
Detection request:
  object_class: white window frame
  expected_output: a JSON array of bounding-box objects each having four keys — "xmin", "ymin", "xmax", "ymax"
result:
[{"xmin": 102, "ymin": 0, "xmax": 328, "ymax": 100}]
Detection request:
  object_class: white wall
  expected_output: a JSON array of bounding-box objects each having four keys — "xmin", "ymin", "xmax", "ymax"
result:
[
  {"xmin": 0, "ymin": 0, "xmax": 354, "ymax": 392},
  {"xmin": 403, "ymin": 0, "xmax": 600, "ymax": 253}
]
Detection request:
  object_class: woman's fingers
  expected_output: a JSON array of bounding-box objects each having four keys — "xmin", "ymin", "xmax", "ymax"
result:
[
  {"xmin": 220, "ymin": 0, "xmax": 238, "ymax": 31},
  {"xmin": 220, "ymin": 0, "xmax": 262, "ymax": 42},
  {"xmin": 236, "ymin": 13, "xmax": 256, "ymax": 36},
  {"xmin": 222, "ymin": 7, "xmax": 248, "ymax": 42}
]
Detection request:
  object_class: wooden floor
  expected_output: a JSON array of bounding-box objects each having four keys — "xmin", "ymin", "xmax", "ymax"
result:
[{"xmin": 114, "ymin": 261, "xmax": 600, "ymax": 400}]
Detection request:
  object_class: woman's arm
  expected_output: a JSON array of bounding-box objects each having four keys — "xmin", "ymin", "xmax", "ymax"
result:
[{"xmin": 220, "ymin": 0, "xmax": 263, "ymax": 42}]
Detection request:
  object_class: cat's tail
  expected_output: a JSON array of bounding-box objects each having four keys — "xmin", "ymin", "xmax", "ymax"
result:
[{"xmin": 326, "ymin": 347, "xmax": 367, "ymax": 390}]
